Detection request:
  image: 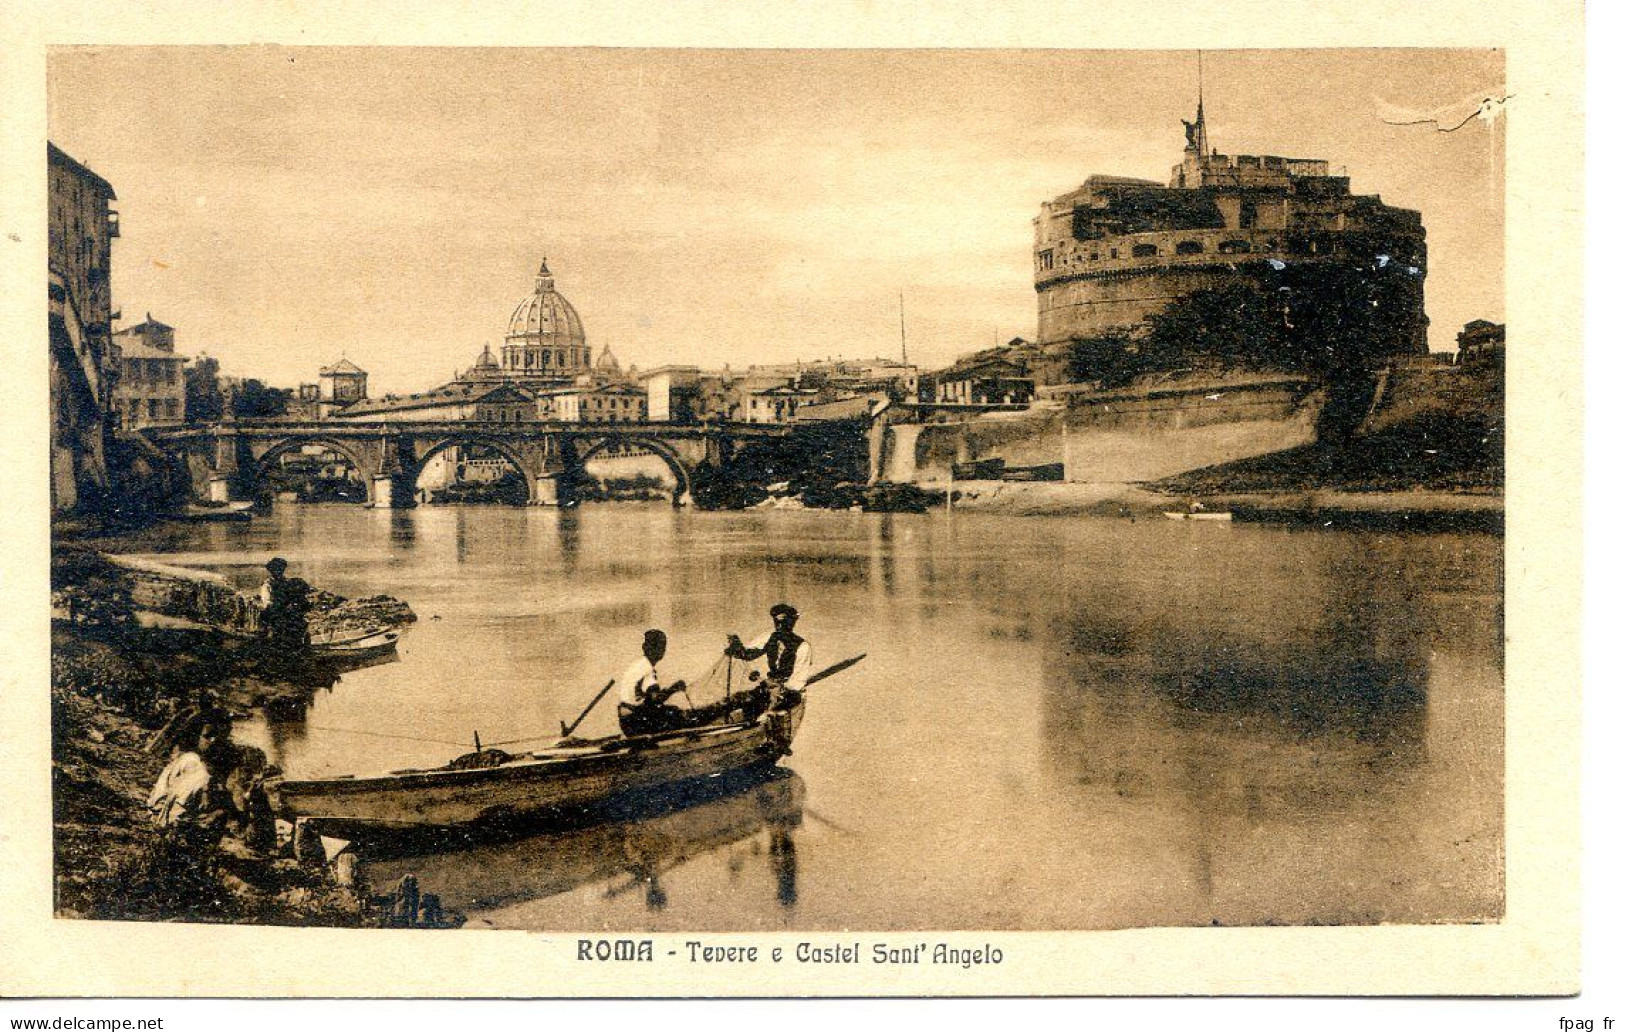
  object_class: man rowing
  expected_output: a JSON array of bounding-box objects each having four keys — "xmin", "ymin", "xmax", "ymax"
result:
[
  {"xmin": 724, "ymin": 603, "xmax": 812, "ymax": 720},
  {"xmin": 616, "ymin": 629, "xmax": 691, "ymax": 737}
]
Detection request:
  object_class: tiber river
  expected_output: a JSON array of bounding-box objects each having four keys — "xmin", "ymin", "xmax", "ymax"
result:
[{"xmin": 119, "ymin": 502, "xmax": 1503, "ymax": 931}]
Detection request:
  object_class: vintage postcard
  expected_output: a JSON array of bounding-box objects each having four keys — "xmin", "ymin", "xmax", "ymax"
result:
[{"xmin": 0, "ymin": 0, "xmax": 1585, "ymax": 1000}]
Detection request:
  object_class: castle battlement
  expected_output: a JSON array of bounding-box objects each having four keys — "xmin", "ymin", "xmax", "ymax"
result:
[{"xmin": 1032, "ymin": 104, "xmax": 1428, "ymax": 367}]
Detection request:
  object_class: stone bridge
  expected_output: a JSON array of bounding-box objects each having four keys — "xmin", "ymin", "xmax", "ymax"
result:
[{"xmin": 145, "ymin": 419, "xmax": 795, "ymax": 507}]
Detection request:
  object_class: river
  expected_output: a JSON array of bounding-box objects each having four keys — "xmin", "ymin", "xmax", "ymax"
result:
[{"xmin": 115, "ymin": 502, "xmax": 1503, "ymax": 931}]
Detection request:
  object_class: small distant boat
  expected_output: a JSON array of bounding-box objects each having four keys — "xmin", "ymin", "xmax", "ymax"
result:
[
  {"xmin": 167, "ymin": 501, "xmax": 254, "ymax": 523},
  {"xmin": 1162, "ymin": 510, "xmax": 1233, "ymax": 522},
  {"xmin": 269, "ymin": 696, "xmax": 806, "ymax": 839}
]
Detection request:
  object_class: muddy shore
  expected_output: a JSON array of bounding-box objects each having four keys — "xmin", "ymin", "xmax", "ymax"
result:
[{"xmin": 51, "ymin": 547, "xmax": 430, "ymax": 925}]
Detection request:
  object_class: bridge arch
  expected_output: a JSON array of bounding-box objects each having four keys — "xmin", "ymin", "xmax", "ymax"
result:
[
  {"xmin": 574, "ymin": 435, "xmax": 693, "ymax": 506},
  {"xmin": 409, "ymin": 434, "xmax": 539, "ymax": 504},
  {"xmin": 247, "ymin": 435, "xmax": 380, "ymax": 504}
]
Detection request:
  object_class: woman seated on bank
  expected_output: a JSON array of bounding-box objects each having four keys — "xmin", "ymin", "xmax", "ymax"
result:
[{"xmin": 616, "ymin": 629, "xmax": 690, "ymax": 738}]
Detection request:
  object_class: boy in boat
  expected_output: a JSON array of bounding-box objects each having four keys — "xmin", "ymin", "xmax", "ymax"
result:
[
  {"xmin": 724, "ymin": 603, "xmax": 812, "ymax": 719},
  {"xmin": 617, "ymin": 629, "xmax": 690, "ymax": 738}
]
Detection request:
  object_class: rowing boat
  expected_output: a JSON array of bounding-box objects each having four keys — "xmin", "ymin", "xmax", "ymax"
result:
[
  {"xmin": 267, "ymin": 696, "xmax": 805, "ymax": 839},
  {"xmin": 1162, "ymin": 510, "xmax": 1233, "ymax": 521},
  {"xmin": 307, "ymin": 629, "xmax": 401, "ymax": 663}
]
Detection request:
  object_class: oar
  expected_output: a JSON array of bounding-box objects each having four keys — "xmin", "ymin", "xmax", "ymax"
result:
[
  {"xmin": 802, "ymin": 653, "xmax": 865, "ymax": 688},
  {"xmin": 559, "ymin": 679, "xmax": 617, "ymax": 737}
]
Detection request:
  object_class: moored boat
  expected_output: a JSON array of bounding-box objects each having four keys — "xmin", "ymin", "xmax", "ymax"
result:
[
  {"xmin": 267, "ymin": 697, "xmax": 805, "ymax": 839},
  {"xmin": 306, "ymin": 628, "xmax": 401, "ymax": 663},
  {"xmin": 1162, "ymin": 510, "xmax": 1233, "ymax": 521},
  {"xmin": 165, "ymin": 501, "xmax": 255, "ymax": 523}
]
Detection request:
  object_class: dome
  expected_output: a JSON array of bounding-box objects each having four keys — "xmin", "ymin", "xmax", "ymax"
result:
[
  {"xmin": 474, "ymin": 343, "xmax": 498, "ymax": 369},
  {"xmin": 501, "ymin": 259, "xmax": 590, "ymax": 381},
  {"xmin": 596, "ymin": 345, "xmax": 621, "ymax": 372},
  {"xmin": 506, "ymin": 259, "xmax": 586, "ymax": 348}
]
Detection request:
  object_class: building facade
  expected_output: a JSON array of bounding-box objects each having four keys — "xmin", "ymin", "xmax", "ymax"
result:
[
  {"xmin": 111, "ymin": 316, "xmax": 187, "ymax": 429},
  {"xmin": 539, "ymin": 382, "xmax": 648, "ymax": 423},
  {"xmin": 319, "ymin": 358, "xmax": 368, "ymax": 409},
  {"xmin": 48, "ymin": 143, "xmax": 120, "ymax": 513},
  {"xmin": 1033, "ymin": 103, "xmax": 1428, "ymax": 369},
  {"xmin": 744, "ymin": 382, "xmax": 820, "ymax": 424},
  {"xmin": 334, "ymin": 379, "xmax": 537, "ymax": 423}
]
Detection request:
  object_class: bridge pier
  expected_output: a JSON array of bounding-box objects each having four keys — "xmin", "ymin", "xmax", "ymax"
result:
[
  {"xmin": 531, "ymin": 473, "xmax": 561, "ymax": 506},
  {"xmin": 366, "ymin": 471, "xmax": 421, "ymax": 509},
  {"xmin": 206, "ymin": 475, "xmax": 234, "ymax": 503}
]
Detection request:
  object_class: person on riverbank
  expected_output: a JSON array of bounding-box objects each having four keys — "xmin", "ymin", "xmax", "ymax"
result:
[
  {"xmin": 147, "ymin": 713, "xmax": 231, "ymax": 848},
  {"xmin": 725, "ymin": 603, "xmax": 812, "ymax": 718},
  {"xmin": 617, "ymin": 629, "xmax": 689, "ymax": 738},
  {"xmin": 258, "ymin": 557, "xmax": 312, "ymax": 650}
]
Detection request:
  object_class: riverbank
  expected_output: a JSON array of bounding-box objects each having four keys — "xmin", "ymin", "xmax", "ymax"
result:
[
  {"xmin": 942, "ymin": 479, "xmax": 1502, "ymax": 531},
  {"xmin": 50, "ymin": 546, "xmax": 434, "ymax": 925}
]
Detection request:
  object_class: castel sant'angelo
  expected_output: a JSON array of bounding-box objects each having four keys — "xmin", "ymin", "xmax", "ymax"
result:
[{"xmin": 1032, "ymin": 98, "xmax": 1430, "ymax": 375}]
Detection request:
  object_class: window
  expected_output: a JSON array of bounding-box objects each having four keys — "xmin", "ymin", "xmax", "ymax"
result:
[
  {"xmin": 1240, "ymin": 200, "xmax": 1258, "ymax": 228},
  {"xmin": 165, "ymin": 399, "xmax": 179, "ymax": 419},
  {"xmin": 1219, "ymin": 239, "xmax": 1251, "ymax": 254},
  {"xmin": 1131, "ymin": 243, "xmax": 1158, "ymax": 258},
  {"xmin": 1038, "ymin": 249, "xmax": 1055, "ymax": 271}
]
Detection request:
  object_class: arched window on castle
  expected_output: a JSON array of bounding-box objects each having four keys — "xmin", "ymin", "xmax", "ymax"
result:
[
  {"xmin": 1218, "ymin": 240, "xmax": 1251, "ymax": 254},
  {"xmin": 1175, "ymin": 241, "xmax": 1204, "ymax": 255}
]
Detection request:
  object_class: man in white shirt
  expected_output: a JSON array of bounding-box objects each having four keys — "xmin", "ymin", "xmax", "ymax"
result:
[
  {"xmin": 617, "ymin": 629, "xmax": 688, "ymax": 737},
  {"xmin": 725, "ymin": 603, "xmax": 812, "ymax": 718}
]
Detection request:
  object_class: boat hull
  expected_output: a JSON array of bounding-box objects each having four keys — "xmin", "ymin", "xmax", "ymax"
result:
[{"xmin": 268, "ymin": 702, "xmax": 803, "ymax": 838}]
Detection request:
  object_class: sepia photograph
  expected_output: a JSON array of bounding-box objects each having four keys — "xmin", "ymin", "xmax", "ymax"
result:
[{"xmin": 4, "ymin": 3, "xmax": 1589, "ymax": 1000}]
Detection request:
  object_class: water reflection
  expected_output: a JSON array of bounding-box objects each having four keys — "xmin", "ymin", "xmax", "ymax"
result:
[
  {"xmin": 124, "ymin": 505, "xmax": 1503, "ymax": 929},
  {"xmin": 357, "ymin": 769, "xmax": 805, "ymax": 917}
]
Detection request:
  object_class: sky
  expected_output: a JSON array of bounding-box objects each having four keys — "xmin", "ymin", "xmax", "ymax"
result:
[{"xmin": 47, "ymin": 47, "xmax": 1504, "ymax": 395}]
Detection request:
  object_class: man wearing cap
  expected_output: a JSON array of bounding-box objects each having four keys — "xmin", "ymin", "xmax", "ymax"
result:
[
  {"xmin": 725, "ymin": 603, "xmax": 812, "ymax": 718},
  {"xmin": 258, "ymin": 557, "xmax": 313, "ymax": 651},
  {"xmin": 617, "ymin": 629, "xmax": 689, "ymax": 738}
]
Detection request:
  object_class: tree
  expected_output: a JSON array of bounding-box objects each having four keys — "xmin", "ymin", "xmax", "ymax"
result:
[
  {"xmin": 231, "ymin": 379, "xmax": 292, "ymax": 419},
  {"xmin": 1142, "ymin": 284, "xmax": 1293, "ymax": 372},
  {"xmin": 184, "ymin": 355, "xmax": 223, "ymax": 423}
]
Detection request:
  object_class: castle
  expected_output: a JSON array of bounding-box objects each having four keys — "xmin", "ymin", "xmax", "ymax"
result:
[{"xmin": 1032, "ymin": 100, "xmax": 1429, "ymax": 374}]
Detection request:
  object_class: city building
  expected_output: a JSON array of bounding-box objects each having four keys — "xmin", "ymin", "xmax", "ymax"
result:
[
  {"xmin": 48, "ymin": 142, "xmax": 120, "ymax": 513},
  {"xmin": 1032, "ymin": 101, "xmax": 1428, "ymax": 373},
  {"xmin": 1456, "ymin": 319, "xmax": 1506, "ymax": 369},
  {"xmin": 335, "ymin": 379, "xmax": 538, "ymax": 423},
  {"xmin": 744, "ymin": 382, "xmax": 820, "ymax": 424},
  {"xmin": 319, "ymin": 358, "xmax": 368, "ymax": 412},
  {"xmin": 111, "ymin": 315, "xmax": 187, "ymax": 429},
  {"xmin": 920, "ymin": 356, "xmax": 1035, "ymax": 407},
  {"xmin": 640, "ymin": 365, "xmax": 704, "ymax": 422},
  {"xmin": 538, "ymin": 382, "xmax": 648, "ymax": 423}
]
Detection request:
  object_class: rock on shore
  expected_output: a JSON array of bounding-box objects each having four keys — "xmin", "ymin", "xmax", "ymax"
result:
[{"xmin": 50, "ymin": 547, "xmax": 428, "ymax": 926}]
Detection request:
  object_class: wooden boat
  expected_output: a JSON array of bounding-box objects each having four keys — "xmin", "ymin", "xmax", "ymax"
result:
[
  {"xmin": 1162, "ymin": 510, "xmax": 1233, "ymax": 522},
  {"xmin": 268, "ymin": 696, "xmax": 805, "ymax": 839},
  {"xmin": 306, "ymin": 629, "xmax": 401, "ymax": 663},
  {"xmin": 166, "ymin": 501, "xmax": 254, "ymax": 523}
]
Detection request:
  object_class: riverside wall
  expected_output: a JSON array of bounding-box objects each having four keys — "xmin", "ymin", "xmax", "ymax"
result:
[{"xmin": 883, "ymin": 376, "xmax": 1327, "ymax": 486}]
